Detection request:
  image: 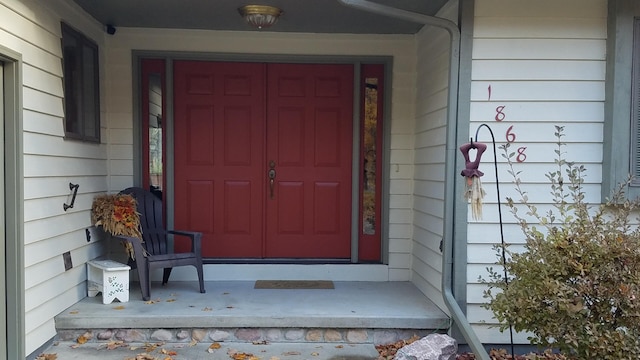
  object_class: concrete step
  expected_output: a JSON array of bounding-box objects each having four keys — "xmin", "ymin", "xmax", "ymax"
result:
[{"xmin": 53, "ymin": 281, "xmax": 449, "ymax": 348}]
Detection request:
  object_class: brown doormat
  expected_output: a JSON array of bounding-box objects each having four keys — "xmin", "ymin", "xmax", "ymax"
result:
[{"xmin": 254, "ymin": 280, "xmax": 334, "ymax": 289}]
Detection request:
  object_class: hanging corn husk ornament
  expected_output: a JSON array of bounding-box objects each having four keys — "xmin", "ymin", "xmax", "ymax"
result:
[{"xmin": 460, "ymin": 142, "xmax": 487, "ymax": 220}]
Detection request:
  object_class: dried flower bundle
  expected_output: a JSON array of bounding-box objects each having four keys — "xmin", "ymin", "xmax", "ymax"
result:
[{"xmin": 91, "ymin": 194, "xmax": 142, "ymax": 258}]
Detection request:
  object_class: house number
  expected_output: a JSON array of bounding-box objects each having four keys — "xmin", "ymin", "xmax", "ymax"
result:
[
  {"xmin": 489, "ymin": 85, "xmax": 526, "ymax": 162},
  {"xmin": 495, "ymin": 105, "xmax": 506, "ymax": 122},
  {"xmin": 506, "ymin": 125, "xmax": 516, "ymax": 143},
  {"xmin": 516, "ymin": 147, "xmax": 527, "ymax": 163}
]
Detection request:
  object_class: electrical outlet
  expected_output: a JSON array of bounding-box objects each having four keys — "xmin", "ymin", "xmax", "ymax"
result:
[{"xmin": 63, "ymin": 251, "xmax": 73, "ymax": 271}]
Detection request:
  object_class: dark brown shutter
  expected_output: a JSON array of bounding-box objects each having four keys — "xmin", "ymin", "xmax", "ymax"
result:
[{"xmin": 631, "ymin": 19, "xmax": 640, "ymax": 178}]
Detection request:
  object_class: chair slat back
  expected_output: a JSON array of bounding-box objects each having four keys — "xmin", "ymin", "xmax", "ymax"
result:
[{"xmin": 120, "ymin": 187, "xmax": 169, "ymax": 255}]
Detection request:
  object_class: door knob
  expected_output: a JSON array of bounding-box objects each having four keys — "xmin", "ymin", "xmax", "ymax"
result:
[{"xmin": 268, "ymin": 161, "xmax": 276, "ymax": 199}]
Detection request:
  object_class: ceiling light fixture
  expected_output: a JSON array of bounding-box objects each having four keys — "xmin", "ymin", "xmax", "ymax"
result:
[{"xmin": 238, "ymin": 5, "xmax": 282, "ymax": 29}]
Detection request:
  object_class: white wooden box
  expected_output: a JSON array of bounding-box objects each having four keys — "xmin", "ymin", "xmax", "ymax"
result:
[{"xmin": 87, "ymin": 259, "xmax": 131, "ymax": 304}]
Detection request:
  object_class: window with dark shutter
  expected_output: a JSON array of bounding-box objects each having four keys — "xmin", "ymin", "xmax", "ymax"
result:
[
  {"xmin": 603, "ymin": 4, "xmax": 640, "ymax": 200},
  {"xmin": 61, "ymin": 23, "xmax": 100, "ymax": 143},
  {"xmin": 632, "ymin": 19, "xmax": 640, "ymax": 182}
]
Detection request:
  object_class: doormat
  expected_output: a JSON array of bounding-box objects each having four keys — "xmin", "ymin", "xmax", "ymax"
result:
[{"xmin": 254, "ymin": 280, "xmax": 334, "ymax": 289}]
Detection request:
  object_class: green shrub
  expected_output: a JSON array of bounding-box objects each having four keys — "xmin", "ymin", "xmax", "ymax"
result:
[{"xmin": 482, "ymin": 126, "xmax": 640, "ymax": 359}]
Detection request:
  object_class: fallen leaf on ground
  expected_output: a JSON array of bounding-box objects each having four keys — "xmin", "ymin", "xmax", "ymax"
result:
[
  {"xmin": 35, "ymin": 354, "xmax": 57, "ymax": 360},
  {"xmin": 335, "ymin": 345, "xmax": 343, "ymax": 349},
  {"xmin": 311, "ymin": 352, "xmax": 320, "ymax": 356},
  {"xmin": 113, "ymin": 305, "xmax": 126, "ymax": 310},
  {"xmin": 282, "ymin": 351, "xmax": 301, "ymax": 356},
  {"xmin": 76, "ymin": 331, "xmax": 92, "ymax": 345},
  {"xmin": 207, "ymin": 342, "xmax": 222, "ymax": 353},
  {"xmin": 375, "ymin": 334, "xmax": 420, "ymax": 360},
  {"xmin": 160, "ymin": 348, "xmax": 177, "ymax": 356},
  {"xmin": 228, "ymin": 348, "xmax": 259, "ymax": 360},
  {"xmin": 144, "ymin": 342, "xmax": 165, "ymax": 353},
  {"xmin": 166, "ymin": 299, "xmax": 176, "ymax": 302},
  {"xmin": 189, "ymin": 339, "xmax": 198, "ymax": 346},
  {"xmin": 68, "ymin": 310, "xmax": 79, "ymax": 314},
  {"xmin": 145, "ymin": 299, "xmax": 161, "ymax": 304},
  {"xmin": 252, "ymin": 340, "xmax": 269, "ymax": 345},
  {"xmin": 100, "ymin": 340, "xmax": 127, "ymax": 350},
  {"xmin": 202, "ymin": 307, "xmax": 213, "ymax": 311},
  {"xmin": 125, "ymin": 353, "xmax": 157, "ymax": 360}
]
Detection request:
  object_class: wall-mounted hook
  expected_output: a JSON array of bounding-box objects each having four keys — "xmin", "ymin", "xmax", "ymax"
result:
[{"xmin": 63, "ymin": 183, "xmax": 80, "ymax": 211}]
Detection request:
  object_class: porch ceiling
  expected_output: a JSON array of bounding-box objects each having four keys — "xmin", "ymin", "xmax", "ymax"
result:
[{"xmin": 69, "ymin": 0, "xmax": 449, "ymax": 34}]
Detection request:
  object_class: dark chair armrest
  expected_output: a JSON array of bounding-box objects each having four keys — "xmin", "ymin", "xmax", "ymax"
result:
[{"xmin": 167, "ymin": 230, "xmax": 202, "ymax": 254}]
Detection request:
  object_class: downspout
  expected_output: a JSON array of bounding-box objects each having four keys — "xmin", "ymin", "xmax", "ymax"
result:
[{"xmin": 337, "ymin": 1, "xmax": 489, "ymax": 359}]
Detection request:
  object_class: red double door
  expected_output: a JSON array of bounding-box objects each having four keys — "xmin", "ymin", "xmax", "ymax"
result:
[{"xmin": 173, "ymin": 61, "xmax": 354, "ymax": 259}]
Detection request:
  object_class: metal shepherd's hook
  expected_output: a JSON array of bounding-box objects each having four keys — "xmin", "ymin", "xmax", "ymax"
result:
[{"xmin": 460, "ymin": 123, "xmax": 515, "ymax": 356}]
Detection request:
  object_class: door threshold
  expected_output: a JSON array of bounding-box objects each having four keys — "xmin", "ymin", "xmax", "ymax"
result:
[
  {"xmin": 203, "ymin": 258, "xmax": 357, "ymax": 265},
  {"xmin": 158, "ymin": 263, "xmax": 392, "ymax": 282}
]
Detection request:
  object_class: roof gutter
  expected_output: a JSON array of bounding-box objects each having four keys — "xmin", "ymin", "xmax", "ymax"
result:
[{"xmin": 337, "ymin": 1, "xmax": 489, "ymax": 359}]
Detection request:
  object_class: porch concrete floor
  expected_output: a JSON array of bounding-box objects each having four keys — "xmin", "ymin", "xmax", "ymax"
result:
[{"xmin": 56, "ymin": 281, "xmax": 449, "ymax": 330}]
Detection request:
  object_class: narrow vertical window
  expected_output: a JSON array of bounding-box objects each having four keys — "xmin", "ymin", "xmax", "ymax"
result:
[
  {"xmin": 61, "ymin": 23, "xmax": 100, "ymax": 142},
  {"xmin": 141, "ymin": 59, "xmax": 165, "ymax": 199},
  {"xmin": 363, "ymin": 78, "xmax": 378, "ymax": 235},
  {"xmin": 359, "ymin": 64, "xmax": 384, "ymax": 262}
]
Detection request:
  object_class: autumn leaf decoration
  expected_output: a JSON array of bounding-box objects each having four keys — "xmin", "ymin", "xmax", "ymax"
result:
[{"xmin": 91, "ymin": 194, "xmax": 142, "ymax": 258}]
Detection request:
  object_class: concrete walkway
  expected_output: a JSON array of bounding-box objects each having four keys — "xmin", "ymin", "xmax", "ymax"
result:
[{"xmin": 39, "ymin": 341, "xmax": 380, "ymax": 360}]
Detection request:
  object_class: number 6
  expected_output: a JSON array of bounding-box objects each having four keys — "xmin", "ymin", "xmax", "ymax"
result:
[{"xmin": 506, "ymin": 125, "xmax": 516, "ymax": 143}]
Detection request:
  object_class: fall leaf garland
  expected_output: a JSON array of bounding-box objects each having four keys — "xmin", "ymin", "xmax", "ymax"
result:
[{"xmin": 91, "ymin": 194, "xmax": 143, "ymax": 258}]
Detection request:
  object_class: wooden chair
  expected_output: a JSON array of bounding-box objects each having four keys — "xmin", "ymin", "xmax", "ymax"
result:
[{"xmin": 115, "ymin": 187, "xmax": 205, "ymax": 301}]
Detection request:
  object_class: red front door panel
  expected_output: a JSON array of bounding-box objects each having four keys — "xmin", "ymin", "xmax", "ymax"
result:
[
  {"xmin": 265, "ymin": 64, "xmax": 353, "ymax": 258},
  {"xmin": 174, "ymin": 61, "xmax": 265, "ymax": 257},
  {"xmin": 173, "ymin": 61, "xmax": 353, "ymax": 259}
]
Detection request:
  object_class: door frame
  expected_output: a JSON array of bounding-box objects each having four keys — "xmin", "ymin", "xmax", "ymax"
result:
[
  {"xmin": 0, "ymin": 45, "xmax": 25, "ymax": 360},
  {"xmin": 133, "ymin": 52, "xmax": 392, "ymax": 264}
]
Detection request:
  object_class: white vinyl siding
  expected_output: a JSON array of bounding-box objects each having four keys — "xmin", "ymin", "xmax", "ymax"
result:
[
  {"xmin": 0, "ymin": 0, "xmax": 108, "ymax": 355},
  {"xmin": 467, "ymin": 0, "xmax": 606, "ymax": 344},
  {"xmin": 412, "ymin": 0, "xmax": 459, "ymax": 313}
]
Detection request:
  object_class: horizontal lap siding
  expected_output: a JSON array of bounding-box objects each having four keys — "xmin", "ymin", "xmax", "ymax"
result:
[
  {"xmin": 0, "ymin": 0, "xmax": 108, "ymax": 354},
  {"xmin": 412, "ymin": 0, "xmax": 459, "ymax": 313},
  {"xmin": 468, "ymin": 0, "xmax": 606, "ymax": 344}
]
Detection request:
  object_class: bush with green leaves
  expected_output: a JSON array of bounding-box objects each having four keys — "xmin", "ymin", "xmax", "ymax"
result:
[{"xmin": 482, "ymin": 126, "xmax": 640, "ymax": 359}]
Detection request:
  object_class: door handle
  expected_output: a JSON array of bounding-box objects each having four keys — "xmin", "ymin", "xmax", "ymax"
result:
[{"xmin": 268, "ymin": 161, "xmax": 276, "ymax": 199}]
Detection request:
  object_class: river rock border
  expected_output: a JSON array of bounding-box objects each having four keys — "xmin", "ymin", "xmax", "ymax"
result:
[{"xmin": 56, "ymin": 328, "xmax": 433, "ymax": 345}]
